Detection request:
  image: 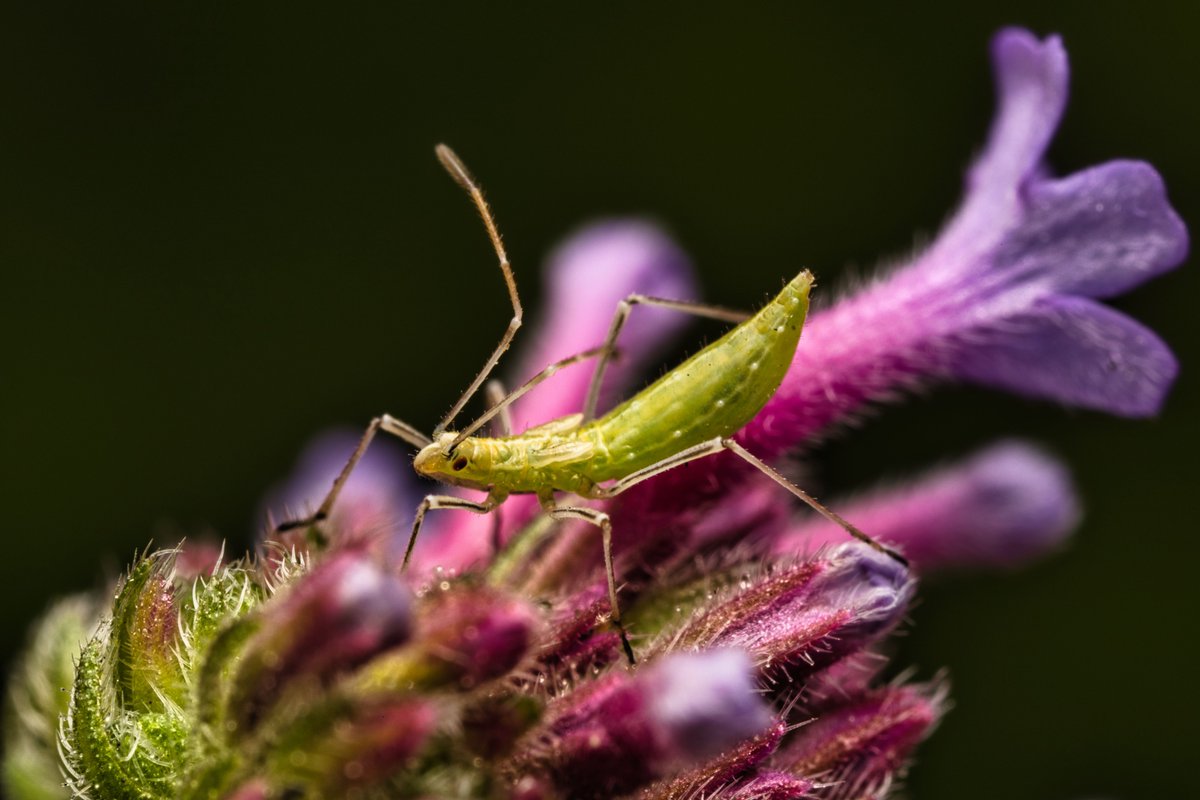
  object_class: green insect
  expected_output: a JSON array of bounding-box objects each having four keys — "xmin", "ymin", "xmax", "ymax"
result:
[{"xmin": 284, "ymin": 145, "xmax": 900, "ymax": 663}]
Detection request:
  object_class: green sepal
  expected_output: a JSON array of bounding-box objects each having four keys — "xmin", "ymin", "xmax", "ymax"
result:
[
  {"xmin": 63, "ymin": 636, "xmax": 161, "ymax": 799},
  {"xmin": 109, "ymin": 554, "xmax": 186, "ymax": 713}
]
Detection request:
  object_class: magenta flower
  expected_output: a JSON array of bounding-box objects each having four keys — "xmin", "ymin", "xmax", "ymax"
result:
[{"xmin": 12, "ymin": 25, "xmax": 1183, "ymax": 800}]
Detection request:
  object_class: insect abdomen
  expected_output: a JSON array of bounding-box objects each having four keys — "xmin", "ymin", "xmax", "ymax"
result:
[{"xmin": 583, "ymin": 270, "xmax": 812, "ymax": 481}]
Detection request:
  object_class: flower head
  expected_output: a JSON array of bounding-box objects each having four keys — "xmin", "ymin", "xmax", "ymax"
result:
[{"xmin": 4, "ymin": 26, "xmax": 1185, "ymax": 800}]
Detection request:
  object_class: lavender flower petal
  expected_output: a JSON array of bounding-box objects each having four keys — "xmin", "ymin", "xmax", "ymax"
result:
[
  {"xmin": 774, "ymin": 441, "xmax": 1080, "ymax": 571},
  {"xmin": 938, "ymin": 28, "xmax": 1068, "ymax": 257},
  {"xmin": 986, "ymin": 160, "xmax": 1187, "ymax": 297},
  {"xmin": 951, "ymin": 294, "xmax": 1178, "ymax": 415}
]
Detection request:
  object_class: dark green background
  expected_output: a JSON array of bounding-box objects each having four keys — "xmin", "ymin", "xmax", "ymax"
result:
[{"xmin": 3, "ymin": 3, "xmax": 1196, "ymax": 798}]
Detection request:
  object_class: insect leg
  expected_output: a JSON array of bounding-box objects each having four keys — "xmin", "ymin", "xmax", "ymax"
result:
[
  {"xmin": 433, "ymin": 145, "xmax": 523, "ymax": 438},
  {"xmin": 592, "ymin": 437, "xmax": 731, "ymax": 497},
  {"xmin": 539, "ymin": 497, "xmax": 636, "ymax": 666},
  {"xmin": 720, "ymin": 439, "xmax": 908, "ymax": 565},
  {"xmin": 483, "ymin": 378, "xmax": 512, "ymax": 556},
  {"xmin": 403, "ymin": 491, "xmax": 506, "ymax": 570},
  {"xmin": 448, "ymin": 345, "xmax": 609, "ymax": 450},
  {"xmin": 583, "ymin": 295, "xmax": 750, "ymax": 422},
  {"xmin": 594, "ymin": 437, "xmax": 907, "ymax": 565},
  {"xmin": 485, "ymin": 379, "xmax": 513, "ymax": 437},
  {"xmin": 273, "ymin": 414, "xmax": 432, "ymax": 535}
]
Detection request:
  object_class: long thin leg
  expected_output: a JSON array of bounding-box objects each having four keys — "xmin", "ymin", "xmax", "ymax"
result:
[
  {"xmin": 448, "ymin": 345, "xmax": 609, "ymax": 450},
  {"xmin": 403, "ymin": 491, "xmax": 506, "ymax": 569},
  {"xmin": 433, "ymin": 145, "xmax": 523, "ymax": 438},
  {"xmin": 274, "ymin": 414, "xmax": 432, "ymax": 534},
  {"xmin": 582, "ymin": 295, "xmax": 750, "ymax": 422},
  {"xmin": 594, "ymin": 437, "xmax": 907, "ymax": 564},
  {"xmin": 485, "ymin": 380, "xmax": 510, "ymax": 554},
  {"xmin": 538, "ymin": 495, "xmax": 636, "ymax": 665},
  {"xmin": 485, "ymin": 379, "xmax": 513, "ymax": 437},
  {"xmin": 721, "ymin": 439, "xmax": 908, "ymax": 565}
]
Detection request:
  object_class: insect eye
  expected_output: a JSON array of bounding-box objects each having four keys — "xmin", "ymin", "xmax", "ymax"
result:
[{"xmin": 452, "ymin": 457, "xmax": 469, "ymax": 471}]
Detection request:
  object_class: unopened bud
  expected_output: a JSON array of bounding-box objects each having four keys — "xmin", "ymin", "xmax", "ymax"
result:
[
  {"xmin": 666, "ymin": 544, "xmax": 912, "ymax": 686},
  {"xmin": 229, "ymin": 552, "xmax": 412, "ymax": 731}
]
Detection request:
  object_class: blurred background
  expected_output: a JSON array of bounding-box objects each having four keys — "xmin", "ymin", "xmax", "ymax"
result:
[{"xmin": 3, "ymin": 3, "xmax": 1197, "ymax": 798}]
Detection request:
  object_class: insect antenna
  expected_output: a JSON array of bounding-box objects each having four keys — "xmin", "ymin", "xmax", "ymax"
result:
[{"xmin": 432, "ymin": 144, "xmax": 524, "ymax": 438}]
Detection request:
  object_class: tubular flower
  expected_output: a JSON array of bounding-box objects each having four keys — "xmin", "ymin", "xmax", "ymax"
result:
[{"xmin": 3, "ymin": 26, "xmax": 1184, "ymax": 800}]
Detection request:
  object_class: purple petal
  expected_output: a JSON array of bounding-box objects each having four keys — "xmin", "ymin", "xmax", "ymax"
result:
[
  {"xmin": 988, "ymin": 161, "xmax": 1188, "ymax": 297},
  {"xmin": 952, "ymin": 295, "xmax": 1179, "ymax": 415},
  {"xmin": 957, "ymin": 30, "xmax": 1067, "ymax": 225},
  {"xmin": 929, "ymin": 29, "xmax": 1068, "ymax": 272},
  {"xmin": 774, "ymin": 441, "xmax": 1080, "ymax": 572},
  {"xmin": 729, "ymin": 29, "xmax": 1186, "ymax": 459}
]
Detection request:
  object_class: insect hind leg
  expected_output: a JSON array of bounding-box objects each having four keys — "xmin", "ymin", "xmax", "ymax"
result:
[
  {"xmin": 720, "ymin": 439, "xmax": 908, "ymax": 565},
  {"xmin": 583, "ymin": 294, "xmax": 750, "ymax": 422},
  {"xmin": 539, "ymin": 497, "xmax": 636, "ymax": 665},
  {"xmin": 594, "ymin": 437, "xmax": 907, "ymax": 566}
]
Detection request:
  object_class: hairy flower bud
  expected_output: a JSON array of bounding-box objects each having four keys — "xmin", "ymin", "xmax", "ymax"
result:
[
  {"xmin": 228, "ymin": 552, "xmax": 412, "ymax": 731},
  {"xmin": 666, "ymin": 544, "xmax": 913, "ymax": 686},
  {"xmin": 355, "ymin": 584, "xmax": 539, "ymax": 693},
  {"xmin": 514, "ymin": 650, "xmax": 773, "ymax": 798},
  {"xmin": 772, "ymin": 684, "xmax": 945, "ymax": 798},
  {"xmin": 778, "ymin": 441, "xmax": 1081, "ymax": 571}
]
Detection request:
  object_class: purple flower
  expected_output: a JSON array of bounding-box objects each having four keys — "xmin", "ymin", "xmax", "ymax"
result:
[
  {"xmin": 511, "ymin": 649, "xmax": 774, "ymax": 798},
  {"xmin": 617, "ymin": 28, "xmax": 1184, "ymax": 527},
  {"xmin": 78, "ymin": 25, "xmax": 1178, "ymax": 800},
  {"xmin": 772, "ymin": 441, "xmax": 1081, "ymax": 572}
]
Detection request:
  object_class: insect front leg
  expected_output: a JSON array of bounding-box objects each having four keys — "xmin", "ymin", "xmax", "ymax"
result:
[
  {"xmin": 538, "ymin": 494, "xmax": 636, "ymax": 666},
  {"xmin": 594, "ymin": 437, "xmax": 907, "ymax": 565},
  {"xmin": 582, "ymin": 294, "xmax": 750, "ymax": 421},
  {"xmin": 274, "ymin": 414, "xmax": 432, "ymax": 537},
  {"xmin": 404, "ymin": 490, "xmax": 508, "ymax": 569}
]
